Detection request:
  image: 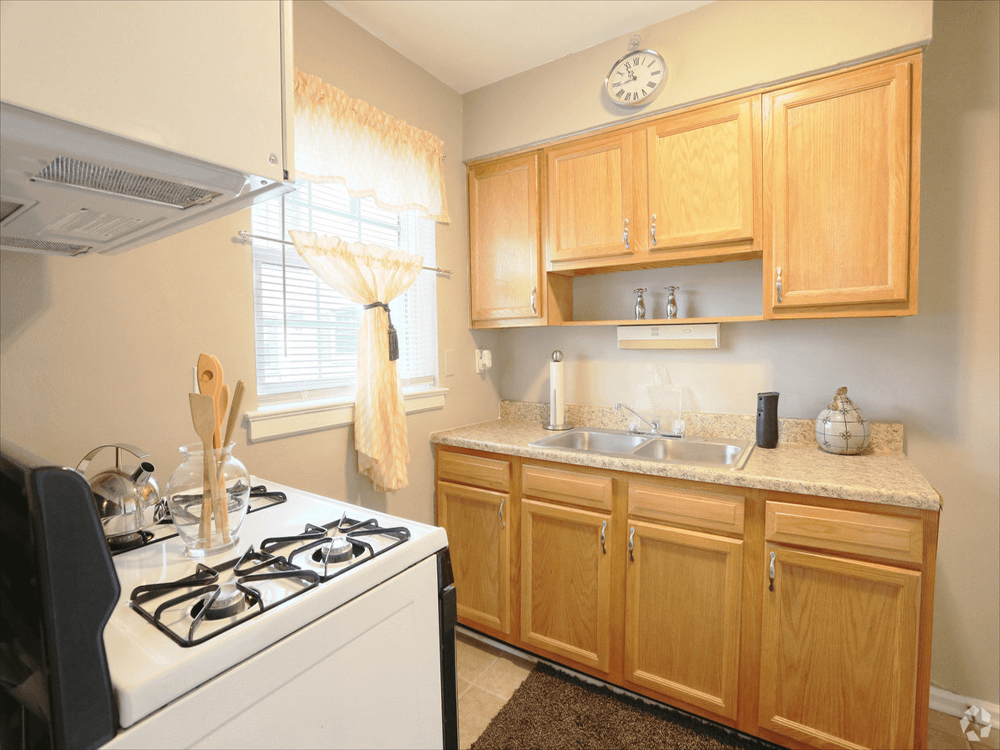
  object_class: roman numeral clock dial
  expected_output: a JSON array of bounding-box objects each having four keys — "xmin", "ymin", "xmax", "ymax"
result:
[{"xmin": 605, "ymin": 46, "xmax": 666, "ymax": 107}]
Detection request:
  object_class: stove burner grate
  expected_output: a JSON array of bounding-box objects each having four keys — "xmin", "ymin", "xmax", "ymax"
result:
[{"xmin": 128, "ymin": 513, "xmax": 411, "ymax": 646}]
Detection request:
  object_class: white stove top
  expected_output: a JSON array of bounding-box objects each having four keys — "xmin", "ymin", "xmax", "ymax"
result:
[{"xmin": 104, "ymin": 478, "xmax": 448, "ymax": 729}]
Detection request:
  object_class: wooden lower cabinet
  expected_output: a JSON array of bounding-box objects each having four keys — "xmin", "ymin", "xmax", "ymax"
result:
[
  {"xmin": 624, "ymin": 521, "xmax": 743, "ymax": 720},
  {"xmin": 436, "ymin": 480, "xmax": 511, "ymax": 634},
  {"xmin": 434, "ymin": 448, "xmax": 937, "ymax": 750},
  {"xmin": 520, "ymin": 498, "xmax": 612, "ymax": 672},
  {"xmin": 759, "ymin": 544, "xmax": 922, "ymax": 750}
]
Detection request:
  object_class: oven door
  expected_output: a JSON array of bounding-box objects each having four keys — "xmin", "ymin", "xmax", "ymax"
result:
[{"xmin": 104, "ymin": 555, "xmax": 446, "ymax": 749}]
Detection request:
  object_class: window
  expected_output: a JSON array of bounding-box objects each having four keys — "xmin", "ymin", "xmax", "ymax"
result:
[{"xmin": 251, "ymin": 180, "xmax": 438, "ymax": 408}]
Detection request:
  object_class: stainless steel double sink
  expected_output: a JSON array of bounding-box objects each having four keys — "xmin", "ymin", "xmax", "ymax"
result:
[{"xmin": 530, "ymin": 427, "xmax": 755, "ymax": 470}]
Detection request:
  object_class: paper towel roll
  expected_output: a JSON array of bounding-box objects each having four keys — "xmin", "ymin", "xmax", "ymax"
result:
[{"xmin": 550, "ymin": 358, "xmax": 565, "ymax": 427}]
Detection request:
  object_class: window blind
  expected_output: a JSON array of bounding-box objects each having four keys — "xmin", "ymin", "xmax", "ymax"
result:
[{"xmin": 251, "ymin": 181, "xmax": 438, "ymax": 403}]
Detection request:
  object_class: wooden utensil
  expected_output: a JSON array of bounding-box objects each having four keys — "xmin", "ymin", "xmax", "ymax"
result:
[
  {"xmin": 213, "ymin": 383, "xmax": 232, "ymax": 537},
  {"xmin": 189, "ymin": 392, "xmax": 221, "ymax": 544},
  {"xmin": 223, "ymin": 379, "xmax": 246, "ymax": 447},
  {"xmin": 196, "ymin": 354, "xmax": 226, "ymax": 534},
  {"xmin": 196, "ymin": 353, "xmax": 225, "ymax": 449}
]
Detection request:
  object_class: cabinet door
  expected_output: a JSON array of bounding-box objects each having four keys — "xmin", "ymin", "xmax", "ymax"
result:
[
  {"xmin": 764, "ymin": 59, "xmax": 915, "ymax": 315},
  {"xmin": 759, "ymin": 544, "xmax": 921, "ymax": 749},
  {"xmin": 0, "ymin": 0, "xmax": 289, "ymax": 181},
  {"xmin": 646, "ymin": 96, "xmax": 758, "ymax": 251},
  {"xmin": 547, "ymin": 132, "xmax": 641, "ymax": 262},
  {"xmin": 624, "ymin": 522, "xmax": 743, "ymax": 719},
  {"xmin": 437, "ymin": 481, "xmax": 511, "ymax": 634},
  {"xmin": 468, "ymin": 153, "xmax": 542, "ymax": 323},
  {"xmin": 520, "ymin": 499, "xmax": 612, "ymax": 672}
]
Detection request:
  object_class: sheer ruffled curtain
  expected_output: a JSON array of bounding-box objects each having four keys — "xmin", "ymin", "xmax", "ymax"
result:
[
  {"xmin": 290, "ymin": 69, "xmax": 449, "ymax": 492},
  {"xmin": 288, "ymin": 233, "xmax": 422, "ymax": 491}
]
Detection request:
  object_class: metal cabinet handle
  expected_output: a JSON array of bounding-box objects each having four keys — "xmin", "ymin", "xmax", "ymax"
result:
[
  {"xmin": 775, "ymin": 267, "xmax": 783, "ymax": 304},
  {"xmin": 622, "ymin": 218, "xmax": 630, "ymax": 250},
  {"xmin": 768, "ymin": 551, "xmax": 776, "ymax": 591},
  {"xmin": 499, "ymin": 498, "xmax": 505, "ymax": 529},
  {"xmin": 628, "ymin": 527, "xmax": 635, "ymax": 561},
  {"xmin": 530, "ymin": 286, "xmax": 537, "ymax": 315},
  {"xmin": 600, "ymin": 520, "xmax": 607, "ymax": 554},
  {"xmin": 650, "ymin": 214, "xmax": 657, "ymax": 246}
]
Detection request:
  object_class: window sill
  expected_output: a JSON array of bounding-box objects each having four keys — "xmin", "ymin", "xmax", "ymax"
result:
[{"xmin": 245, "ymin": 387, "xmax": 448, "ymax": 443}]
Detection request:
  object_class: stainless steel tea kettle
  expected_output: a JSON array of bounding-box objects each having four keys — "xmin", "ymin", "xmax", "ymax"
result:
[{"xmin": 76, "ymin": 444, "xmax": 166, "ymax": 544}]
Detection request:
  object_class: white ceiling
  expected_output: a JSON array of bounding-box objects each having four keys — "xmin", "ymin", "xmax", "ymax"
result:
[{"xmin": 325, "ymin": 1, "xmax": 714, "ymax": 93}]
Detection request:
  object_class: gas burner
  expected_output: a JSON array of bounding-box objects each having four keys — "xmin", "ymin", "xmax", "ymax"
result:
[
  {"xmin": 108, "ymin": 529, "xmax": 154, "ymax": 553},
  {"xmin": 192, "ymin": 583, "xmax": 248, "ymax": 620},
  {"xmin": 312, "ymin": 536, "xmax": 357, "ymax": 564}
]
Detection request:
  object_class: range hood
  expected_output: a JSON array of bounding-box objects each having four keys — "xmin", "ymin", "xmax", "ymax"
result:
[{"xmin": 0, "ymin": 102, "xmax": 293, "ymax": 257}]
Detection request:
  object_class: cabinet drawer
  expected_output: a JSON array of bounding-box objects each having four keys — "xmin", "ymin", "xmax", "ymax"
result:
[
  {"xmin": 437, "ymin": 451, "xmax": 510, "ymax": 492},
  {"xmin": 628, "ymin": 481, "xmax": 745, "ymax": 535},
  {"xmin": 522, "ymin": 464, "xmax": 612, "ymax": 512},
  {"xmin": 765, "ymin": 501, "xmax": 923, "ymax": 564}
]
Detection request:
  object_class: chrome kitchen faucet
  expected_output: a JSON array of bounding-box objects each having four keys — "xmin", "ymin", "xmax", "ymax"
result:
[{"xmin": 615, "ymin": 403, "xmax": 660, "ymax": 435}]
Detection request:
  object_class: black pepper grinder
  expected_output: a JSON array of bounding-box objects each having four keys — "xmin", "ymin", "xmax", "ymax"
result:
[{"xmin": 756, "ymin": 392, "xmax": 779, "ymax": 449}]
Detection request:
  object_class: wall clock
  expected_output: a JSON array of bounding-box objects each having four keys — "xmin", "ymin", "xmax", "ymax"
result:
[{"xmin": 605, "ymin": 36, "xmax": 665, "ymax": 107}]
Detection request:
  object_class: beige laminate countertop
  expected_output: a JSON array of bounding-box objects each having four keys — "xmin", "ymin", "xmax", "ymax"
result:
[{"xmin": 430, "ymin": 419, "xmax": 942, "ymax": 512}]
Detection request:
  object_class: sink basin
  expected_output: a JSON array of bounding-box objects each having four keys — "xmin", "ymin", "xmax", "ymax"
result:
[
  {"xmin": 632, "ymin": 436, "xmax": 753, "ymax": 469},
  {"xmin": 535, "ymin": 429, "xmax": 649, "ymax": 454},
  {"xmin": 530, "ymin": 428, "xmax": 754, "ymax": 470}
]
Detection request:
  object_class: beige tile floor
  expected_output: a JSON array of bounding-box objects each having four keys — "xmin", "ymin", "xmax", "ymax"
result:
[
  {"xmin": 456, "ymin": 628, "xmax": 996, "ymax": 750},
  {"xmin": 455, "ymin": 628, "xmax": 536, "ymax": 749},
  {"xmin": 928, "ymin": 706, "xmax": 1000, "ymax": 750}
]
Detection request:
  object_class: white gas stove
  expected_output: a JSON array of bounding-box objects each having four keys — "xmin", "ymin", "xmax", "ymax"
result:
[{"xmin": 99, "ymin": 478, "xmax": 455, "ymax": 749}]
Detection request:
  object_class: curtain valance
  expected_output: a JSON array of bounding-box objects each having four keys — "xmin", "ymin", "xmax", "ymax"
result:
[{"xmin": 294, "ymin": 68, "xmax": 450, "ymax": 223}]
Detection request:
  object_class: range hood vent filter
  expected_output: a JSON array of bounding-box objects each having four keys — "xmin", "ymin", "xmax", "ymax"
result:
[
  {"xmin": 32, "ymin": 157, "xmax": 223, "ymax": 209},
  {"xmin": 0, "ymin": 235, "xmax": 91, "ymax": 256}
]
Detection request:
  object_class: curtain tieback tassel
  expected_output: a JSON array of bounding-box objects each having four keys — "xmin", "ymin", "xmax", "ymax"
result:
[{"xmin": 364, "ymin": 301, "xmax": 399, "ymax": 361}]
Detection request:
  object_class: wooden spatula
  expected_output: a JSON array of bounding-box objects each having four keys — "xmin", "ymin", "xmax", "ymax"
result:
[{"xmin": 190, "ymin": 392, "xmax": 220, "ymax": 543}]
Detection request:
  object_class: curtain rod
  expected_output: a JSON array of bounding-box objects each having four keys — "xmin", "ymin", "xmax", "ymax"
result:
[{"xmin": 237, "ymin": 231, "xmax": 453, "ymax": 275}]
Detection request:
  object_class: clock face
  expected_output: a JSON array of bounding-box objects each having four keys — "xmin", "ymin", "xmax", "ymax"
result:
[{"xmin": 605, "ymin": 49, "xmax": 665, "ymax": 106}]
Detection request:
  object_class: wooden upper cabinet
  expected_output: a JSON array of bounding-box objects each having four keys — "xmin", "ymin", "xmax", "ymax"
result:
[
  {"xmin": 759, "ymin": 544, "xmax": 921, "ymax": 749},
  {"xmin": 468, "ymin": 152, "xmax": 543, "ymax": 326},
  {"xmin": 764, "ymin": 56, "xmax": 920, "ymax": 318},
  {"xmin": 546, "ymin": 132, "xmax": 642, "ymax": 263},
  {"xmin": 646, "ymin": 96, "xmax": 759, "ymax": 253}
]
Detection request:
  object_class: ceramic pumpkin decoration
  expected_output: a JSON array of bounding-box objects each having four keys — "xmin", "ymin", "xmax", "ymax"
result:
[{"xmin": 815, "ymin": 387, "xmax": 871, "ymax": 455}]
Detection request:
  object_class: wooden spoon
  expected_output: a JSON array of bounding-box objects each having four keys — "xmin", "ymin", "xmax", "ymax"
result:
[
  {"xmin": 190, "ymin": 392, "xmax": 221, "ymax": 544},
  {"xmin": 196, "ymin": 353, "xmax": 224, "ymax": 449}
]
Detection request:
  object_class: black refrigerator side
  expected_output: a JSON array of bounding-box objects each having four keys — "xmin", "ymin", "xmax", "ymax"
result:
[{"xmin": 0, "ymin": 439, "xmax": 121, "ymax": 750}]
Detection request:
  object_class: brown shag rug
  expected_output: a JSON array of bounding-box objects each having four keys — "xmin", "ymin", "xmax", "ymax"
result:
[{"xmin": 471, "ymin": 662, "xmax": 780, "ymax": 750}]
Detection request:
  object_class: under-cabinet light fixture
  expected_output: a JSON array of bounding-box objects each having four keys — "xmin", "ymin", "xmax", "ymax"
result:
[{"xmin": 617, "ymin": 323, "xmax": 720, "ymax": 350}]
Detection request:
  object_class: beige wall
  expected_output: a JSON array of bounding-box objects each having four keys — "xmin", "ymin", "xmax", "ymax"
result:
[
  {"xmin": 463, "ymin": 0, "xmax": 933, "ymax": 160},
  {"xmin": 0, "ymin": 0, "xmax": 501, "ymax": 525},
  {"xmin": 466, "ymin": 0, "xmax": 999, "ymax": 706}
]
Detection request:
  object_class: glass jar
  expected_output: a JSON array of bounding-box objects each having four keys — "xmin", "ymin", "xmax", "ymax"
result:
[{"xmin": 166, "ymin": 443, "xmax": 250, "ymax": 557}]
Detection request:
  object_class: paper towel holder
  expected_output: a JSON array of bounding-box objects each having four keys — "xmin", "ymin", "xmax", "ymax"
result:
[{"xmin": 543, "ymin": 350, "xmax": 574, "ymax": 431}]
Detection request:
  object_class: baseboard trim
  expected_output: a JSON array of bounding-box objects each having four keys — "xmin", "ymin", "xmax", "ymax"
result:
[{"xmin": 930, "ymin": 685, "xmax": 1000, "ymax": 728}]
